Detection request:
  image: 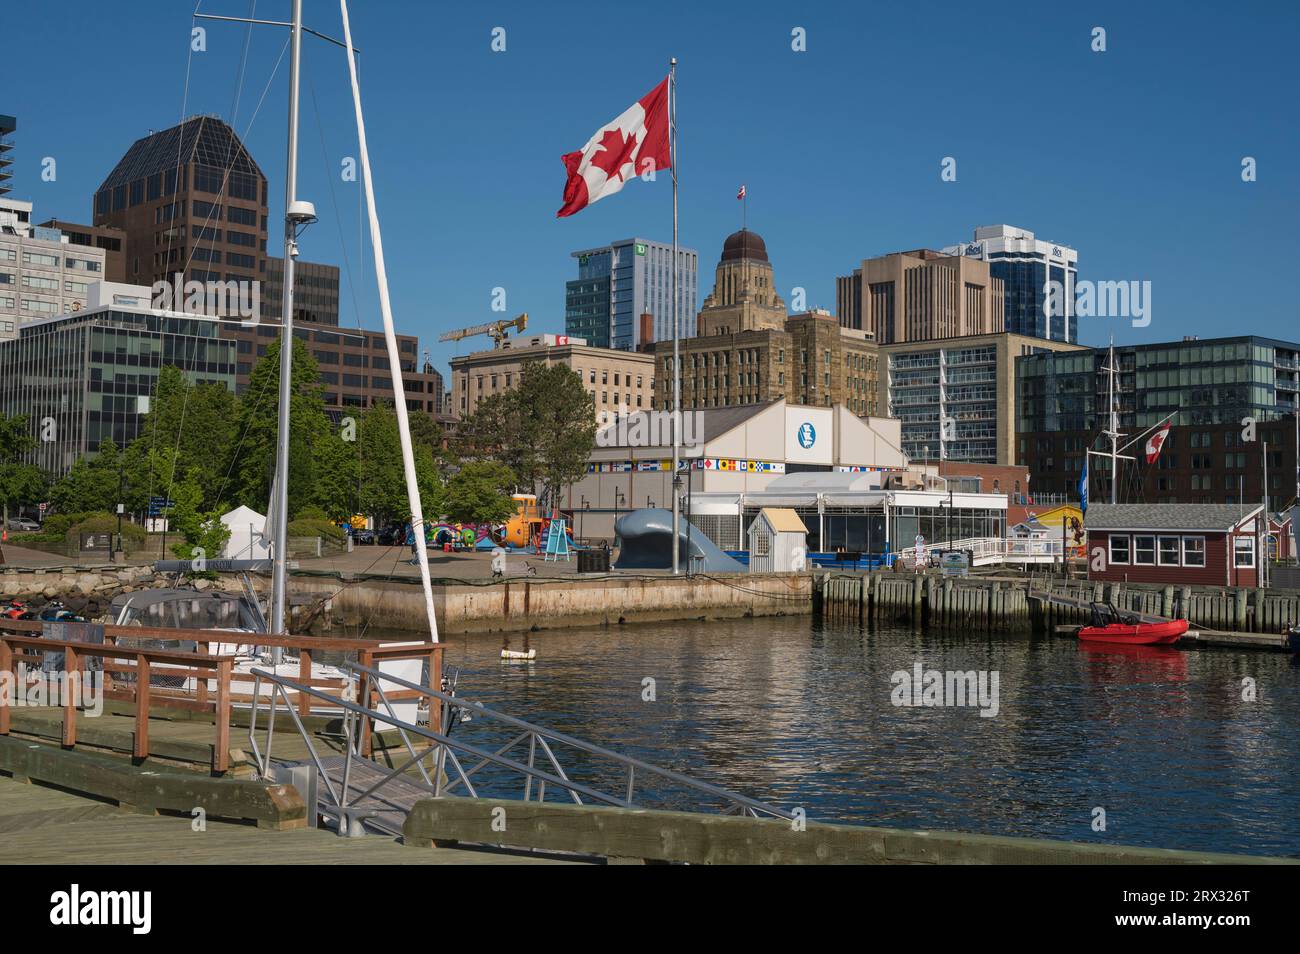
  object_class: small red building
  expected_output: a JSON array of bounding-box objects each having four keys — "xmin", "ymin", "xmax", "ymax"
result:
[{"xmin": 1085, "ymin": 503, "xmax": 1263, "ymax": 587}]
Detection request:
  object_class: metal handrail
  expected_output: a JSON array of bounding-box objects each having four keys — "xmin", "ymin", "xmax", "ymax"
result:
[{"xmin": 246, "ymin": 662, "xmax": 793, "ymax": 826}]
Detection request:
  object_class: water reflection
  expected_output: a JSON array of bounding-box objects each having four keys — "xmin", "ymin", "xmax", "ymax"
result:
[{"xmin": 375, "ymin": 616, "xmax": 1299, "ymax": 857}]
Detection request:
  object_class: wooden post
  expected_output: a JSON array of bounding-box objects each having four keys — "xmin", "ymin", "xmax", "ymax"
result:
[
  {"xmin": 214, "ymin": 659, "xmax": 231, "ymax": 774},
  {"xmin": 0, "ymin": 639, "xmax": 11, "ymax": 735},
  {"xmin": 134, "ymin": 658, "xmax": 151, "ymax": 761},
  {"xmin": 297, "ymin": 648, "xmax": 312, "ymax": 716},
  {"xmin": 429, "ymin": 647, "xmax": 442, "ymax": 735},
  {"xmin": 358, "ymin": 649, "xmax": 373, "ymax": 758},
  {"xmin": 62, "ymin": 646, "xmax": 78, "ymax": 748}
]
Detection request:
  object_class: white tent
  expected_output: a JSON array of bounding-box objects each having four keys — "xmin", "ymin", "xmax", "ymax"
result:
[{"xmin": 220, "ymin": 505, "xmax": 270, "ymax": 560}]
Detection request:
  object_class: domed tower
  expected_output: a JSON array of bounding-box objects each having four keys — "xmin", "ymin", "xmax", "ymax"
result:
[{"xmin": 697, "ymin": 228, "xmax": 786, "ymax": 335}]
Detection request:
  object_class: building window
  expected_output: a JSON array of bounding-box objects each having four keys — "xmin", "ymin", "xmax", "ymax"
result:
[
  {"xmin": 1133, "ymin": 535, "xmax": 1156, "ymax": 565},
  {"xmin": 1109, "ymin": 535, "xmax": 1130, "ymax": 565},
  {"xmin": 1182, "ymin": 536, "xmax": 1205, "ymax": 567},
  {"xmin": 1234, "ymin": 536, "xmax": 1255, "ymax": 568},
  {"xmin": 1158, "ymin": 536, "xmax": 1181, "ymax": 566}
]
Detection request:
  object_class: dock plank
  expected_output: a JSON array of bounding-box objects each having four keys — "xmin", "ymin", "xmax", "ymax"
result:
[{"xmin": 0, "ymin": 777, "xmax": 577, "ymax": 865}]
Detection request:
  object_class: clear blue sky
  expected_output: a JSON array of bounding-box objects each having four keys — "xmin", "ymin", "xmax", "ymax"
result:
[{"xmin": 7, "ymin": 0, "xmax": 1298, "ymax": 376}]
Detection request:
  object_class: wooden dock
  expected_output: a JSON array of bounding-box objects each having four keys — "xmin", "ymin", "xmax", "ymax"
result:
[{"xmin": 0, "ymin": 775, "xmax": 577, "ymax": 865}]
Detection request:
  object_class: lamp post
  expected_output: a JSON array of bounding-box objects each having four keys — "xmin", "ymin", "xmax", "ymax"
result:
[{"xmin": 115, "ymin": 458, "xmax": 125, "ymax": 559}]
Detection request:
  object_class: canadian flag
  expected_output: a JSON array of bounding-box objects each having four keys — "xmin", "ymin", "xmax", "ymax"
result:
[
  {"xmin": 737, "ymin": 184, "xmax": 746, "ymax": 200},
  {"xmin": 1145, "ymin": 421, "xmax": 1171, "ymax": 464},
  {"xmin": 556, "ymin": 77, "xmax": 671, "ymax": 218}
]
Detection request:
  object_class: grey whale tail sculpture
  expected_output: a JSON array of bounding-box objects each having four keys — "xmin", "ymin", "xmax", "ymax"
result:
[{"xmin": 612, "ymin": 508, "xmax": 746, "ymax": 572}]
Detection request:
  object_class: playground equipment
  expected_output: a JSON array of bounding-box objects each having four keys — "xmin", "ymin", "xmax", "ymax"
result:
[{"xmin": 613, "ymin": 509, "xmax": 746, "ymax": 572}]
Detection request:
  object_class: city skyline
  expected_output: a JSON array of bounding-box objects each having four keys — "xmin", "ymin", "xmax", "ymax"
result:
[{"xmin": 2, "ymin": 1, "xmax": 1297, "ymax": 378}]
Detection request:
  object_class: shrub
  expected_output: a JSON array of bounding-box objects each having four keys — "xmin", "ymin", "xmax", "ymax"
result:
[
  {"xmin": 294, "ymin": 505, "xmax": 330, "ymax": 522},
  {"xmin": 286, "ymin": 517, "xmax": 346, "ymax": 542},
  {"xmin": 68, "ymin": 513, "xmax": 147, "ymax": 545}
]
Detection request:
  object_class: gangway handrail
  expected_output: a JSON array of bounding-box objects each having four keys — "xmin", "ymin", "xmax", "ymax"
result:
[
  {"xmin": 345, "ymin": 660, "xmax": 795, "ymax": 819},
  {"xmin": 245, "ymin": 662, "xmax": 794, "ymax": 827}
]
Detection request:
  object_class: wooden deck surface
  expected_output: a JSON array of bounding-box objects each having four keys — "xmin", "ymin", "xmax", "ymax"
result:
[{"xmin": 0, "ymin": 776, "xmax": 578, "ymax": 864}]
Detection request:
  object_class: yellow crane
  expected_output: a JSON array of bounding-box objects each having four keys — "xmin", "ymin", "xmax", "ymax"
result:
[{"xmin": 438, "ymin": 312, "xmax": 528, "ymax": 347}]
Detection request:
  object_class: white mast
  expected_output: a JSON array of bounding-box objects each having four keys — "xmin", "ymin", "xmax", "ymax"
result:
[
  {"xmin": 1102, "ymin": 339, "xmax": 1121, "ymax": 504},
  {"xmin": 340, "ymin": 0, "xmax": 439, "ymax": 641},
  {"xmin": 269, "ymin": 0, "xmax": 304, "ymax": 642}
]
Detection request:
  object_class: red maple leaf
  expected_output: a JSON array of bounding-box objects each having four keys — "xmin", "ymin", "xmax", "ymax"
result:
[{"xmin": 589, "ymin": 127, "xmax": 639, "ymax": 183}]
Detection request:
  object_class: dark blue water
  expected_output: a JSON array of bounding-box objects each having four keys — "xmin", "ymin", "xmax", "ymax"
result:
[{"xmin": 421, "ymin": 617, "xmax": 1300, "ymax": 857}]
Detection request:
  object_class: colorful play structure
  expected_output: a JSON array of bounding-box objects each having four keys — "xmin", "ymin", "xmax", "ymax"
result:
[{"xmin": 426, "ymin": 495, "xmax": 578, "ymax": 554}]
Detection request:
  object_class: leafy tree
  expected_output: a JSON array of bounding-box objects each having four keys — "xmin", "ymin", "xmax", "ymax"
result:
[
  {"xmin": 456, "ymin": 361, "xmax": 595, "ymax": 509},
  {"xmin": 443, "ymin": 460, "xmax": 517, "ymax": 526},
  {"xmin": 138, "ymin": 366, "xmax": 238, "ymax": 511},
  {"xmin": 351, "ymin": 401, "xmax": 444, "ymax": 524},
  {"xmin": 229, "ymin": 338, "xmax": 331, "ymax": 518},
  {"xmin": 0, "ymin": 414, "xmax": 46, "ymax": 531},
  {"xmin": 167, "ymin": 467, "xmax": 231, "ymax": 577},
  {"xmin": 48, "ymin": 439, "xmax": 130, "ymax": 515}
]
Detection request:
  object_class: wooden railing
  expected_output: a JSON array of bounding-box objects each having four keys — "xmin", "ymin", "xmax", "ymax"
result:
[
  {"xmin": 0, "ymin": 628, "xmax": 235, "ymax": 773},
  {"xmin": 0, "ymin": 618, "xmax": 443, "ymax": 762}
]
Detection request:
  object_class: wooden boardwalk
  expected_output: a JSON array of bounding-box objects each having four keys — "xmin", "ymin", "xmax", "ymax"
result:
[{"xmin": 0, "ymin": 776, "xmax": 579, "ymax": 865}]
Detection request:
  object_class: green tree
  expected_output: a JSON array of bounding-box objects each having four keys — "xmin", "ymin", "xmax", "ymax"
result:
[
  {"xmin": 48, "ymin": 439, "xmax": 130, "ymax": 515},
  {"xmin": 456, "ymin": 361, "xmax": 595, "ymax": 509},
  {"xmin": 167, "ymin": 467, "xmax": 231, "ymax": 577},
  {"xmin": 229, "ymin": 338, "xmax": 331, "ymax": 517},
  {"xmin": 0, "ymin": 414, "xmax": 46, "ymax": 531},
  {"xmin": 443, "ymin": 460, "xmax": 517, "ymax": 526},
  {"xmin": 138, "ymin": 365, "xmax": 239, "ymax": 512}
]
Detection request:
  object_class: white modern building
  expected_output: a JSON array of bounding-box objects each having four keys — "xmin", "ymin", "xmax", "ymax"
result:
[
  {"xmin": 1, "ymin": 197, "xmax": 108, "ymax": 340},
  {"xmin": 941, "ymin": 224, "xmax": 1079, "ymax": 343}
]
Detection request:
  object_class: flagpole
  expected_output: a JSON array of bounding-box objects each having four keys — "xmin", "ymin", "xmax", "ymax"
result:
[{"xmin": 670, "ymin": 56, "xmax": 681, "ymax": 576}]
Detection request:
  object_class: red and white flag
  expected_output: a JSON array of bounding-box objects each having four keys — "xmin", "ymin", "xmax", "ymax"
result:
[
  {"xmin": 1145, "ymin": 421, "xmax": 1171, "ymax": 464},
  {"xmin": 556, "ymin": 77, "xmax": 672, "ymax": 218},
  {"xmin": 737, "ymin": 184, "xmax": 746, "ymax": 200}
]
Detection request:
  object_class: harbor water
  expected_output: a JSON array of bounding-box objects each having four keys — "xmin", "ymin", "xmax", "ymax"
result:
[{"xmin": 354, "ymin": 616, "xmax": 1300, "ymax": 858}]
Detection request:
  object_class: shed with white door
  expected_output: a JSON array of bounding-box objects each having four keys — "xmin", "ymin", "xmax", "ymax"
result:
[{"xmin": 747, "ymin": 507, "xmax": 808, "ymax": 573}]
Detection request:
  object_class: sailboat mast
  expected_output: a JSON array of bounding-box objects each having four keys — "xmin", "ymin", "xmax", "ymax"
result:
[
  {"xmin": 1105, "ymin": 341, "xmax": 1119, "ymax": 504},
  {"xmin": 270, "ymin": 0, "xmax": 304, "ymax": 638}
]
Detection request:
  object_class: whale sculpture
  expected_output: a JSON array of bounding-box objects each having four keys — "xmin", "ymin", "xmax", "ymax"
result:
[{"xmin": 613, "ymin": 508, "xmax": 746, "ymax": 572}]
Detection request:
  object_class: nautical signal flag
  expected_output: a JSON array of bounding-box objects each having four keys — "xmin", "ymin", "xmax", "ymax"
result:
[
  {"xmin": 556, "ymin": 77, "xmax": 672, "ymax": 217},
  {"xmin": 1145, "ymin": 421, "xmax": 1172, "ymax": 464}
]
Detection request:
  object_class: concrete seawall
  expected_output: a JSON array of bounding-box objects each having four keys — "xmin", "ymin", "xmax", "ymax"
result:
[{"xmin": 292, "ymin": 571, "xmax": 813, "ymax": 634}]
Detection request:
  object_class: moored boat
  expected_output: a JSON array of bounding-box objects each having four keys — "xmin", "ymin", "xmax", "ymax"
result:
[{"xmin": 1078, "ymin": 603, "xmax": 1188, "ymax": 645}]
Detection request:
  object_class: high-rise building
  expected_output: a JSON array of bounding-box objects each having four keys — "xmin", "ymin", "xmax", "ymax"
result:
[
  {"xmin": 879, "ymin": 332, "xmax": 1083, "ymax": 465},
  {"xmin": 0, "ymin": 115, "xmax": 15, "ymax": 197},
  {"xmin": 93, "ymin": 116, "xmax": 269, "ymax": 293},
  {"xmin": 941, "ymin": 225, "xmax": 1078, "ymax": 343},
  {"xmin": 695, "ymin": 228, "xmax": 787, "ymax": 335},
  {"xmin": 1, "ymin": 199, "xmax": 108, "ymax": 341},
  {"xmin": 1016, "ymin": 335, "xmax": 1300, "ymax": 504},
  {"xmin": 566, "ymin": 237, "xmax": 697, "ymax": 350},
  {"xmin": 836, "ymin": 249, "xmax": 1005, "ymax": 344}
]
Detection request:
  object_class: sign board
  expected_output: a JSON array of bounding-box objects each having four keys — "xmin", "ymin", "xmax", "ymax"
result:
[
  {"xmin": 940, "ymin": 551, "xmax": 970, "ymax": 577},
  {"xmin": 783, "ymin": 406, "xmax": 833, "ymax": 465},
  {"xmin": 148, "ymin": 496, "xmax": 174, "ymax": 517},
  {"xmin": 79, "ymin": 532, "xmax": 112, "ymax": 553}
]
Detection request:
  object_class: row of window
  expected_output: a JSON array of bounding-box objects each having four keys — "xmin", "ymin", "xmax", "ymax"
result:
[{"xmin": 1107, "ymin": 533, "xmax": 1254, "ymax": 568}]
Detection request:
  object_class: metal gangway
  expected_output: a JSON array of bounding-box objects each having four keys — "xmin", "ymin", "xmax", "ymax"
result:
[{"xmin": 247, "ymin": 661, "xmax": 794, "ymax": 838}]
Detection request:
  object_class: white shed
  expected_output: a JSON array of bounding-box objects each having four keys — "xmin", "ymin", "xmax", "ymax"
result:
[
  {"xmin": 747, "ymin": 507, "xmax": 808, "ymax": 574},
  {"xmin": 219, "ymin": 505, "xmax": 270, "ymax": 560}
]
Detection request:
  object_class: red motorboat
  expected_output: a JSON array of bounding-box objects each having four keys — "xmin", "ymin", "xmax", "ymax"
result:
[{"xmin": 1078, "ymin": 603, "xmax": 1188, "ymax": 645}]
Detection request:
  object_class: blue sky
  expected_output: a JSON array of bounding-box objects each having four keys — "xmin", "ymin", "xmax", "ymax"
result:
[{"xmin": 7, "ymin": 0, "xmax": 1298, "ymax": 374}]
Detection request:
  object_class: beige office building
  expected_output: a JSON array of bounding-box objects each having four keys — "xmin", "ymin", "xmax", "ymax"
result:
[
  {"xmin": 877, "ymin": 331, "xmax": 1084, "ymax": 464},
  {"xmin": 1, "ymin": 198, "xmax": 108, "ymax": 341},
  {"xmin": 837, "ymin": 248, "xmax": 1005, "ymax": 344},
  {"xmin": 654, "ymin": 229, "xmax": 880, "ymax": 416},
  {"xmin": 450, "ymin": 333, "xmax": 655, "ymax": 421}
]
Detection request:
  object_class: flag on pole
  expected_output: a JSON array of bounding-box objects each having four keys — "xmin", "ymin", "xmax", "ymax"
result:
[
  {"xmin": 1144, "ymin": 420, "xmax": 1172, "ymax": 464},
  {"xmin": 737, "ymin": 184, "xmax": 746, "ymax": 200},
  {"xmin": 1078, "ymin": 456, "xmax": 1089, "ymax": 514},
  {"xmin": 556, "ymin": 77, "xmax": 672, "ymax": 218}
]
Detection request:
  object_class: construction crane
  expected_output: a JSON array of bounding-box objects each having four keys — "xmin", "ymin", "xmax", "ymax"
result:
[{"xmin": 438, "ymin": 312, "xmax": 528, "ymax": 347}]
